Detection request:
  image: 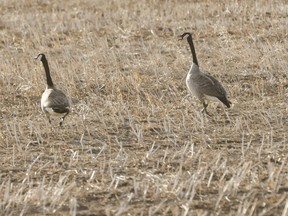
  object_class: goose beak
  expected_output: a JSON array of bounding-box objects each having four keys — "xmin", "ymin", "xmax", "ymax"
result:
[{"xmin": 178, "ymin": 35, "xmax": 184, "ymax": 41}]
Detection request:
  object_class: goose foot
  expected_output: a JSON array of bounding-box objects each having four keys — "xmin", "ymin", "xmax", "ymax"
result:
[{"xmin": 201, "ymin": 103, "xmax": 212, "ymax": 116}]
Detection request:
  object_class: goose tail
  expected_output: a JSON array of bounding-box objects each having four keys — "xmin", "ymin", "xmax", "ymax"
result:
[{"xmin": 218, "ymin": 96, "xmax": 232, "ymax": 108}]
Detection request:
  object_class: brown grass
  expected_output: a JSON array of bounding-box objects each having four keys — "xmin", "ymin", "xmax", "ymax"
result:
[{"xmin": 1, "ymin": 0, "xmax": 288, "ymax": 215}]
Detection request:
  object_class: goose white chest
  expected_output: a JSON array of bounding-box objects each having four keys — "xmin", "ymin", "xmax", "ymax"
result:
[
  {"xmin": 185, "ymin": 63, "xmax": 201, "ymax": 98},
  {"xmin": 41, "ymin": 88, "xmax": 53, "ymax": 113}
]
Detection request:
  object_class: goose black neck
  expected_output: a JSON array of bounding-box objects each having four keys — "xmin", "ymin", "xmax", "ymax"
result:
[
  {"xmin": 41, "ymin": 55, "xmax": 54, "ymax": 88},
  {"xmin": 187, "ymin": 35, "xmax": 199, "ymax": 67}
]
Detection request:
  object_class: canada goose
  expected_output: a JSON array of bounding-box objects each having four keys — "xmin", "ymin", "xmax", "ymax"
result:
[
  {"xmin": 35, "ymin": 53, "xmax": 70, "ymax": 126},
  {"xmin": 179, "ymin": 32, "xmax": 231, "ymax": 115}
]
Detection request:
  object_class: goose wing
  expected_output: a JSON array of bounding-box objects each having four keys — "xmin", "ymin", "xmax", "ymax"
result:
[
  {"xmin": 195, "ymin": 73, "xmax": 231, "ymax": 107},
  {"xmin": 47, "ymin": 89, "xmax": 70, "ymax": 113},
  {"xmin": 196, "ymin": 73, "xmax": 228, "ymax": 98}
]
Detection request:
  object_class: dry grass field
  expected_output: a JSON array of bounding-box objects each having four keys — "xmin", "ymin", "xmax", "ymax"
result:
[{"xmin": 1, "ymin": 0, "xmax": 288, "ymax": 215}]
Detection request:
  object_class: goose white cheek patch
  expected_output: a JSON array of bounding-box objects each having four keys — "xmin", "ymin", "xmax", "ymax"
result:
[{"xmin": 35, "ymin": 54, "xmax": 43, "ymax": 61}]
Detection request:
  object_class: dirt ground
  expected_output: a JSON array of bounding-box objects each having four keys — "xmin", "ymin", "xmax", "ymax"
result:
[{"xmin": 0, "ymin": 0, "xmax": 288, "ymax": 215}]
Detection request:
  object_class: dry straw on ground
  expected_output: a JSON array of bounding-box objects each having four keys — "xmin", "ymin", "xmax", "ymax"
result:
[{"xmin": 0, "ymin": 0, "xmax": 288, "ymax": 215}]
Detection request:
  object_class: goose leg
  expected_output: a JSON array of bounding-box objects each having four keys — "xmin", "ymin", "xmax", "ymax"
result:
[
  {"xmin": 59, "ymin": 110, "xmax": 70, "ymax": 126},
  {"xmin": 201, "ymin": 102, "xmax": 211, "ymax": 116},
  {"xmin": 46, "ymin": 113, "xmax": 52, "ymax": 124}
]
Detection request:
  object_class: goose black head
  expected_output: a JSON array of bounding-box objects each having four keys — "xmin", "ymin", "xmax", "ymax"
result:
[
  {"xmin": 34, "ymin": 53, "xmax": 46, "ymax": 61},
  {"xmin": 179, "ymin": 32, "xmax": 192, "ymax": 40}
]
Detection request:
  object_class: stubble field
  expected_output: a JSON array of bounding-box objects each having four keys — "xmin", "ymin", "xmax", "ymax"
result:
[{"xmin": 0, "ymin": 0, "xmax": 288, "ymax": 215}]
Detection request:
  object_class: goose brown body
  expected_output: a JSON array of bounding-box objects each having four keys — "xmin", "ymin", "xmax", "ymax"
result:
[
  {"xmin": 35, "ymin": 53, "xmax": 70, "ymax": 126},
  {"xmin": 180, "ymin": 32, "xmax": 231, "ymax": 115}
]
